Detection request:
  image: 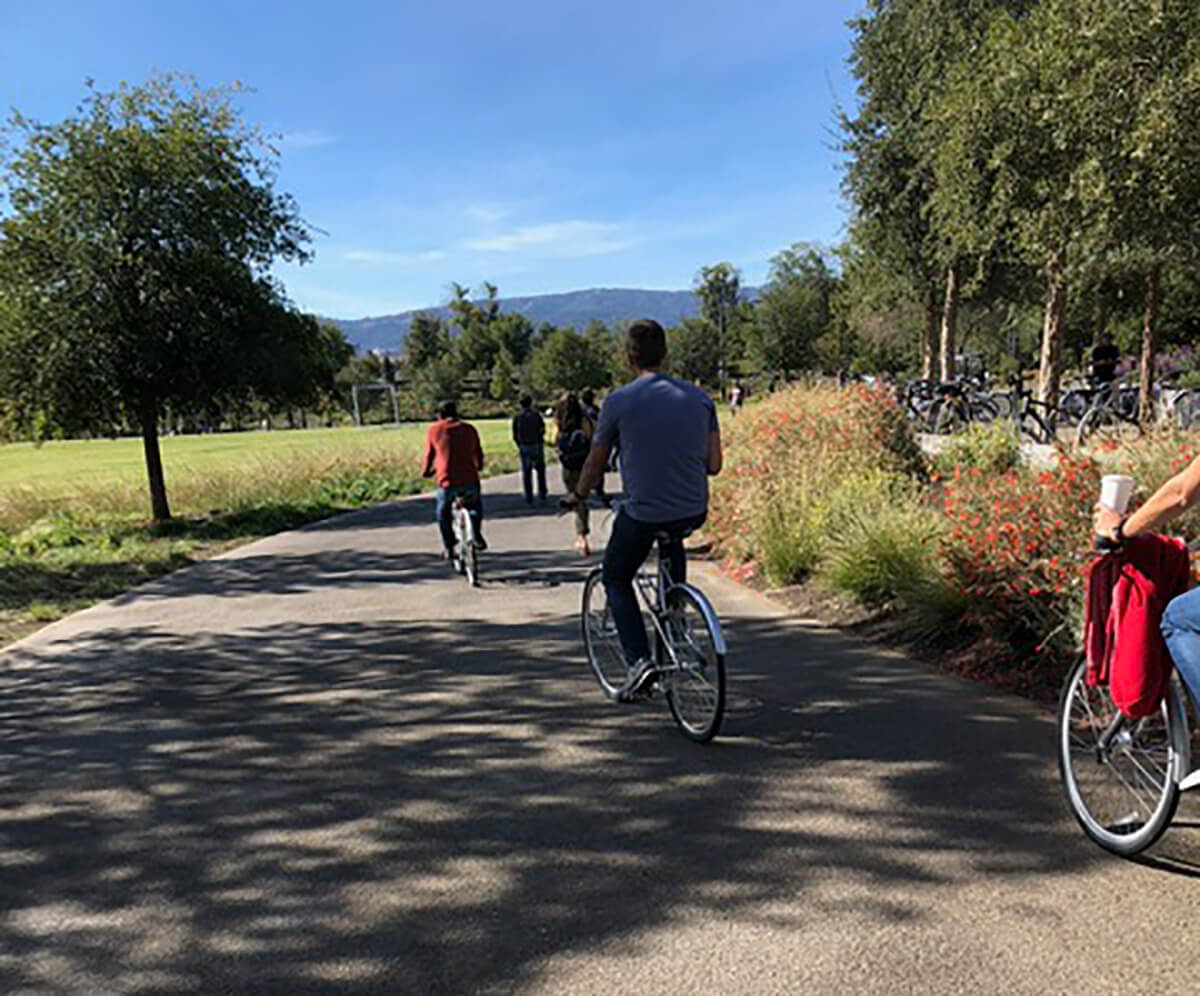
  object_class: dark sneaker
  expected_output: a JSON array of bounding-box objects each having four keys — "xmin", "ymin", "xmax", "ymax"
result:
[
  {"xmin": 442, "ymin": 546, "xmax": 455, "ymax": 562},
  {"xmin": 476, "ymin": 535, "xmax": 488, "ymax": 552},
  {"xmin": 618, "ymin": 658, "xmax": 656, "ymax": 702}
]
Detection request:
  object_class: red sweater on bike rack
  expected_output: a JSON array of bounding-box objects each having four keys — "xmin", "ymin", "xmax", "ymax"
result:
[{"xmin": 1085, "ymin": 534, "xmax": 1190, "ymax": 718}]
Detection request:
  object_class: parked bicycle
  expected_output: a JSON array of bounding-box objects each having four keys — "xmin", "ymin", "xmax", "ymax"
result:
[
  {"xmin": 579, "ymin": 518, "xmax": 727, "ymax": 742},
  {"xmin": 1075, "ymin": 381, "xmax": 1143, "ymax": 447},
  {"xmin": 450, "ymin": 495, "xmax": 482, "ymax": 587}
]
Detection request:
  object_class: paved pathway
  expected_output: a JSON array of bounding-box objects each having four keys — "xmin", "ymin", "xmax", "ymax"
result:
[{"xmin": 3, "ymin": 472, "xmax": 1200, "ymax": 994}]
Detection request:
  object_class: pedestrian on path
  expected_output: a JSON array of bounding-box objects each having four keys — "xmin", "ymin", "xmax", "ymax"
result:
[
  {"xmin": 580, "ymin": 389, "xmax": 610, "ymax": 506},
  {"xmin": 512, "ymin": 394, "xmax": 548, "ymax": 504},
  {"xmin": 555, "ymin": 392, "xmax": 594, "ymax": 556}
]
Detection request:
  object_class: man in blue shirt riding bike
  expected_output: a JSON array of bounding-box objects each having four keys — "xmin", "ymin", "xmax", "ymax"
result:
[{"xmin": 564, "ymin": 319, "xmax": 723, "ymax": 700}]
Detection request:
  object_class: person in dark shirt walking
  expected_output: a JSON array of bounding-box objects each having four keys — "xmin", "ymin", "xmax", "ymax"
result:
[{"xmin": 511, "ymin": 395, "xmax": 548, "ymax": 504}]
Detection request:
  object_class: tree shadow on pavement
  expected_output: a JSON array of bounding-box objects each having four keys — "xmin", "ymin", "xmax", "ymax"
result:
[{"xmin": 0, "ymin": 603, "xmax": 1141, "ymax": 993}]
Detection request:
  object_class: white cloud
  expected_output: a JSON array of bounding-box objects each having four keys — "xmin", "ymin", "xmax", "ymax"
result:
[
  {"xmin": 280, "ymin": 129, "xmax": 336, "ymax": 149},
  {"xmin": 343, "ymin": 249, "xmax": 448, "ymax": 265},
  {"xmin": 463, "ymin": 203, "xmax": 513, "ymax": 225},
  {"xmin": 458, "ymin": 220, "xmax": 639, "ymax": 257}
]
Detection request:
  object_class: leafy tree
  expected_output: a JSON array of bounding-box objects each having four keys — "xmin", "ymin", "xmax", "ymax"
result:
[
  {"xmin": 748, "ymin": 244, "xmax": 836, "ymax": 378},
  {"xmin": 530, "ymin": 327, "xmax": 611, "ymax": 397},
  {"xmin": 0, "ymin": 75, "xmax": 310, "ymax": 520},
  {"xmin": 667, "ymin": 319, "xmax": 721, "ymax": 387},
  {"xmin": 490, "ymin": 347, "xmax": 518, "ymax": 402},
  {"xmin": 406, "ymin": 312, "xmax": 447, "ymax": 368},
  {"xmin": 694, "ymin": 262, "xmax": 741, "ymax": 395}
]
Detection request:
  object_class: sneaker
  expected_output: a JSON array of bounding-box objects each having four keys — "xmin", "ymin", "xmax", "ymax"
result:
[
  {"xmin": 476, "ymin": 535, "xmax": 488, "ymax": 552},
  {"xmin": 618, "ymin": 658, "xmax": 656, "ymax": 702},
  {"xmin": 442, "ymin": 546, "xmax": 455, "ymax": 562}
]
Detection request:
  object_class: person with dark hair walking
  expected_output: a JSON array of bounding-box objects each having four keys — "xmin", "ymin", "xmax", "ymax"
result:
[
  {"xmin": 555, "ymin": 392, "xmax": 594, "ymax": 556},
  {"xmin": 563, "ymin": 319, "xmax": 722, "ymax": 699},
  {"xmin": 512, "ymin": 394, "xmax": 548, "ymax": 504},
  {"xmin": 422, "ymin": 400, "xmax": 486, "ymax": 560},
  {"xmin": 580, "ymin": 388, "xmax": 610, "ymax": 506}
]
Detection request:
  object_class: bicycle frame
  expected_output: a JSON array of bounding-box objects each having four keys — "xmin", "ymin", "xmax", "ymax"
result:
[{"xmin": 630, "ymin": 542, "xmax": 728, "ymax": 670}]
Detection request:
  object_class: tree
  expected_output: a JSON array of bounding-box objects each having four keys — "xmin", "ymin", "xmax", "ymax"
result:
[
  {"xmin": 0, "ymin": 75, "xmax": 310, "ymax": 520},
  {"xmin": 406, "ymin": 312, "xmax": 446, "ymax": 368},
  {"xmin": 694, "ymin": 262, "xmax": 741, "ymax": 396},
  {"xmin": 490, "ymin": 347, "xmax": 518, "ymax": 402},
  {"xmin": 530, "ymin": 327, "xmax": 611, "ymax": 397},
  {"xmin": 667, "ymin": 319, "xmax": 721, "ymax": 387},
  {"xmin": 747, "ymin": 243, "xmax": 836, "ymax": 378}
]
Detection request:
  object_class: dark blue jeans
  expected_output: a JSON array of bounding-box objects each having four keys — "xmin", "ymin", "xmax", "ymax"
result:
[
  {"xmin": 518, "ymin": 444, "xmax": 547, "ymax": 502},
  {"xmin": 1161, "ymin": 587, "xmax": 1200, "ymax": 707},
  {"xmin": 603, "ymin": 509, "xmax": 706, "ymax": 664},
  {"xmin": 435, "ymin": 483, "xmax": 483, "ymax": 551}
]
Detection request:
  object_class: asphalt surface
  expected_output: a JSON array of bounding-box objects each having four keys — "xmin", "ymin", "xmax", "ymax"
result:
[{"xmin": 3, "ymin": 470, "xmax": 1200, "ymax": 995}]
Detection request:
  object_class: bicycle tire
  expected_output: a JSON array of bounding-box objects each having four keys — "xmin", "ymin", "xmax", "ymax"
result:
[
  {"xmin": 581, "ymin": 568, "xmax": 627, "ymax": 700},
  {"xmin": 1017, "ymin": 409, "xmax": 1052, "ymax": 445},
  {"xmin": 451, "ymin": 506, "xmax": 467, "ymax": 575},
  {"xmin": 465, "ymin": 538, "xmax": 479, "ymax": 587},
  {"xmin": 658, "ymin": 584, "xmax": 726, "ymax": 743},
  {"xmin": 1075, "ymin": 406, "xmax": 1142, "ymax": 448},
  {"xmin": 1057, "ymin": 655, "xmax": 1186, "ymax": 857},
  {"xmin": 931, "ymin": 398, "xmax": 967, "ymax": 435}
]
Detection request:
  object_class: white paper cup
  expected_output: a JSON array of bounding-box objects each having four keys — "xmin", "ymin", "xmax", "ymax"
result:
[{"xmin": 1100, "ymin": 474, "xmax": 1134, "ymax": 514}]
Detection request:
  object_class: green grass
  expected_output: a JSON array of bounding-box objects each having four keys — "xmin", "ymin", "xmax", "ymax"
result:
[
  {"xmin": 0, "ymin": 418, "xmax": 529, "ymax": 645},
  {"xmin": 0, "ymin": 420, "xmax": 517, "ymax": 495}
]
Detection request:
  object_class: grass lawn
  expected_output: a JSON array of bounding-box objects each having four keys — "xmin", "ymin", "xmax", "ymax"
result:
[
  {"xmin": 0, "ymin": 417, "xmax": 531, "ymax": 646},
  {"xmin": 0, "ymin": 419, "xmax": 518, "ymax": 497}
]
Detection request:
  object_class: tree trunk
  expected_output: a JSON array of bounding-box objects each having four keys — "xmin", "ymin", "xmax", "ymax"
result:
[
  {"xmin": 139, "ymin": 402, "xmax": 172, "ymax": 522},
  {"xmin": 939, "ymin": 263, "xmax": 960, "ymax": 383},
  {"xmin": 1037, "ymin": 259, "xmax": 1067, "ymax": 409},
  {"xmin": 921, "ymin": 287, "xmax": 938, "ymax": 381},
  {"xmin": 1140, "ymin": 263, "xmax": 1161, "ymax": 426}
]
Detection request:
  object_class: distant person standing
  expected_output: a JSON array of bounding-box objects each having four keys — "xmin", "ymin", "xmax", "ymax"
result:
[
  {"xmin": 729, "ymin": 381, "xmax": 744, "ymax": 416},
  {"xmin": 512, "ymin": 395, "xmax": 548, "ymax": 504},
  {"xmin": 555, "ymin": 393, "xmax": 594, "ymax": 556},
  {"xmin": 422, "ymin": 401, "xmax": 486, "ymax": 559},
  {"xmin": 580, "ymin": 389, "xmax": 609, "ymax": 506},
  {"xmin": 1089, "ymin": 330, "xmax": 1120, "ymax": 386}
]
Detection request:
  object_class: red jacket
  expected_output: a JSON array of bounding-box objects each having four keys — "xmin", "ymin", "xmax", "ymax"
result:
[
  {"xmin": 1085, "ymin": 534, "xmax": 1190, "ymax": 718},
  {"xmin": 422, "ymin": 418, "xmax": 484, "ymax": 489}
]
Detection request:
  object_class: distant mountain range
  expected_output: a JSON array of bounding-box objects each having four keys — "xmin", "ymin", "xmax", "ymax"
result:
[{"xmin": 328, "ymin": 287, "xmax": 756, "ymax": 354}]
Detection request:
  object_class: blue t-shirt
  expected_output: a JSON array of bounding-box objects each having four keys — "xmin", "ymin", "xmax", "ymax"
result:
[{"xmin": 593, "ymin": 372, "xmax": 718, "ymax": 523}]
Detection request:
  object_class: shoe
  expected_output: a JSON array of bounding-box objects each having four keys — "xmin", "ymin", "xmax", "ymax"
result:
[
  {"xmin": 618, "ymin": 658, "xmax": 656, "ymax": 702},
  {"xmin": 442, "ymin": 546, "xmax": 455, "ymax": 562},
  {"xmin": 476, "ymin": 535, "xmax": 488, "ymax": 552},
  {"xmin": 574, "ymin": 535, "xmax": 591, "ymax": 557}
]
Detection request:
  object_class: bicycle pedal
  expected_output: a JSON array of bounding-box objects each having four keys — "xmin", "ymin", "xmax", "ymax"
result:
[{"xmin": 1179, "ymin": 770, "xmax": 1200, "ymax": 792}]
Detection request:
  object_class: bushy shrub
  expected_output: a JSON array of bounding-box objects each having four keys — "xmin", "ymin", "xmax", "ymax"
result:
[
  {"xmin": 933, "ymin": 421, "xmax": 1022, "ymax": 476},
  {"xmin": 707, "ymin": 383, "xmax": 927, "ymax": 580},
  {"xmin": 821, "ymin": 471, "xmax": 948, "ymax": 610},
  {"xmin": 939, "ymin": 453, "xmax": 1100, "ymax": 671}
]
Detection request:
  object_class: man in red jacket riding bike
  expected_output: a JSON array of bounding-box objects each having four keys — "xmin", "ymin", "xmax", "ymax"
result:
[{"xmin": 422, "ymin": 400, "xmax": 487, "ymax": 560}]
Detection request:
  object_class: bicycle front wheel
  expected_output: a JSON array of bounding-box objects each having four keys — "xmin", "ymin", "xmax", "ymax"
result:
[
  {"xmin": 1057, "ymin": 655, "xmax": 1186, "ymax": 856},
  {"xmin": 658, "ymin": 585, "xmax": 726, "ymax": 743},
  {"xmin": 582, "ymin": 568, "xmax": 627, "ymax": 699}
]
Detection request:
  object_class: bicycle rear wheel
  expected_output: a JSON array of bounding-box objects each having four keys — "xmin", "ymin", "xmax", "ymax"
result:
[
  {"xmin": 1057, "ymin": 655, "xmax": 1186, "ymax": 856},
  {"xmin": 464, "ymin": 538, "xmax": 479, "ymax": 587},
  {"xmin": 581, "ymin": 568, "xmax": 626, "ymax": 699},
  {"xmin": 658, "ymin": 585, "xmax": 726, "ymax": 743},
  {"xmin": 1075, "ymin": 407, "xmax": 1142, "ymax": 448}
]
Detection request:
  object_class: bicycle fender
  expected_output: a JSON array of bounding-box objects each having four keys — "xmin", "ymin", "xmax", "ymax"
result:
[{"xmin": 668, "ymin": 582, "xmax": 727, "ymax": 655}]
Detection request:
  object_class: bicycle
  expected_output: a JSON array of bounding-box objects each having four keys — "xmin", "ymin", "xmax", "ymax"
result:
[
  {"xmin": 450, "ymin": 495, "xmax": 481, "ymax": 587},
  {"xmin": 1057, "ymin": 536, "xmax": 1200, "ymax": 856},
  {"xmin": 579, "ymin": 521, "xmax": 727, "ymax": 742},
  {"xmin": 1075, "ymin": 381, "xmax": 1143, "ymax": 448}
]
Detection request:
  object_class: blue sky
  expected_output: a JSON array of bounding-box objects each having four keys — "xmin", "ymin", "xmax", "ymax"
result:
[{"xmin": 3, "ymin": 1, "xmax": 863, "ymax": 319}]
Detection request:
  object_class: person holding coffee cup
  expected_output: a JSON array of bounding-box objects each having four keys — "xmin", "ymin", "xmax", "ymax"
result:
[{"xmin": 1093, "ymin": 461, "xmax": 1200, "ymax": 546}]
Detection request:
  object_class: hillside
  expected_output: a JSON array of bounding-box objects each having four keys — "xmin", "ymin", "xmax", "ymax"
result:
[{"xmin": 330, "ymin": 287, "xmax": 736, "ymax": 354}]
